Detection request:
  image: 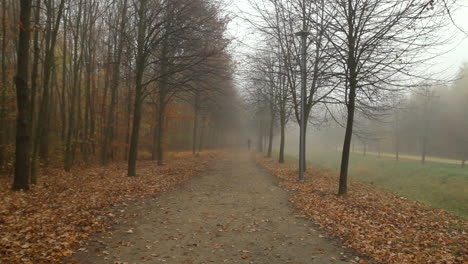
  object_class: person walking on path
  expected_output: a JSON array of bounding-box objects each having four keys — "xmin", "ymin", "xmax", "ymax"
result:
[{"xmin": 247, "ymin": 139, "xmax": 251, "ymax": 151}]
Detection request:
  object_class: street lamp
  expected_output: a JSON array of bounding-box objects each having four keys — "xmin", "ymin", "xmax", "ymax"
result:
[{"xmin": 295, "ymin": 30, "xmax": 309, "ymax": 182}]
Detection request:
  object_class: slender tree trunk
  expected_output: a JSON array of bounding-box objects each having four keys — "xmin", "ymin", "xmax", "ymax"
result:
[
  {"xmin": 395, "ymin": 139, "xmax": 400, "ymax": 161},
  {"xmin": 0, "ymin": 0, "xmax": 9, "ymax": 169},
  {"xmin": 127, "ymin": 0, "xmax": 147, "ymax": 176},
  {"xmin": 13, "ymin": 0, "xmax": 33, "ymax": 190},
  {"xmin": 267, "ymin": 107, "xmax": 275, "ymax": 158},
  {"xmin": 338, "ymin": 88, "xmax": 356, "ymax": 196},
  {"xmin": 124, "ymin": 65, "xmax": 132, "ymax": 161},
  {"xmin": 60, "ymin": 14, "xmax": 67, "ymax": 141},
  {"xmin": 278, "ymin": 114, "xmax": 285, "ymax": 163},
  {"xmin": 151, "ymin": 109, "xmax": 158, "ymax": 160},
  {"xmin": 29, "ymin": 0, "xmax": 41, "ymax": 184},
  {"xmin": 198, "ymin": 116, "xmax": 205, "ymax": 153},
  {"xmin": 338, "ymin": 1, "xmax": 357, "ymax": 196},
  {"xmin": 421, "ymin": 137, "xmax": 427, "ymax": 164},
  {"xmin": 156, "ymin": 99, "xmax": 165, "ymax": 166},
  {"xmin": 127, "ymin": 94, "xmax": 142, "ymax": 176}
]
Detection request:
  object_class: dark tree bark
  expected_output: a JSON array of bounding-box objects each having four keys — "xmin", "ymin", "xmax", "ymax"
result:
[
  {"xmin": 127, "ymin": 0, "xmax": 147, "ymax": 176},
  {"xmin": 278, "ymin": 112, "xmax": 286, "ymax": 163},
  {"xmin": 156, "ymin": 92, "xmax": 166, "ymax": 166},
  {"xmin": 338, "ymin": 87, "xmax": 356, "ymax": 196},
  {"xmin": 198, "ymin": 116, "xmax": 205, "ymax": 153},
  {"xmin": 338, "ymin": 1, "xmax": 357, "ymax": 196},
  {"xmin": 13, "ymin": 0, "xmax": 33, "ymax": 190},
  {"xmin": 60, "ymin": 13, "xmax": 67, "ymax": 141},
  {"xmin": 0, "ymin": 0, "xmax": 9, "ymax": 168},
  {"xmin": 29, "ymin": 0, "xmax": 41, "ymax": 184}
]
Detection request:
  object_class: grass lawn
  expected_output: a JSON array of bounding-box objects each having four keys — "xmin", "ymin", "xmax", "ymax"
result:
[{"xmin": 283, "ymin": 148, "xmax": 468, "ymax": 218}]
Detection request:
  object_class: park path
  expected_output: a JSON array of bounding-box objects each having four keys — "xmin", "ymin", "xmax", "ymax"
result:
[{"xmin": 71, "ymin": 152, "xmax": 366, "ymax": 264}]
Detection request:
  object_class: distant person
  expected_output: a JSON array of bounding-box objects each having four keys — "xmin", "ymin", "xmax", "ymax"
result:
[{"xmin": 247, "ymin": 139, "xmax": 251, "ymax": 151}]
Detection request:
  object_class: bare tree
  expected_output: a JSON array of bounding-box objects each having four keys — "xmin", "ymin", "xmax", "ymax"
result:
[{"xmin": 322, "ymin": 0, "xmax": 453, "ymax": 195}]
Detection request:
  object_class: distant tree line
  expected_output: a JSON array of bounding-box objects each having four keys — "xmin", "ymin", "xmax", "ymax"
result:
[{"xmin": 357, "ymin": 64, "xmax": 468, "ymax": 168}]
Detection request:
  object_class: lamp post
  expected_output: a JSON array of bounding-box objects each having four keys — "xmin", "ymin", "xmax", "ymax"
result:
[{"xmin": 295, "ymin": 29, "xmax": 309, "ymax": 182}]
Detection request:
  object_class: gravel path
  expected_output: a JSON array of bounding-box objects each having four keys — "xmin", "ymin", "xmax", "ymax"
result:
[{"xmin": 71, "ymin": 152, "xmax": 366, "ymax": 264}]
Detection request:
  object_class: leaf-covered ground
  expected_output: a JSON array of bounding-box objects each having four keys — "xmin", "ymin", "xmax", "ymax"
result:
[
  {"xmin": 256, "ymin": 156, "xmax": 467, "ymax": 264},
  {"xmin": 0, "ymin": 151, "xmax": 219, "ymax": 264}
]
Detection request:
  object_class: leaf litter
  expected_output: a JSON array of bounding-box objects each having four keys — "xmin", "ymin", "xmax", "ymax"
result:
[
  {"xmin": 256, "ymin": 156, "xmax": 467, "ymax": 264},
  {"xmin": 0, "ymin": 151, "xmax": 221, "ymax": 263}
]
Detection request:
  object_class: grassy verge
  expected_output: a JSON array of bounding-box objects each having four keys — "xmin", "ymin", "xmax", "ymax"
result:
[{"xmin": 279, "ymin": 149, "xmax": 467, "ymax": 217}]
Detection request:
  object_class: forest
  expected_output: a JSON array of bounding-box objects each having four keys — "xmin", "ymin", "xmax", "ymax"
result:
[
  {"xmin": 0, "ymin": 0, "xmax": 467, "ymax": 263},
  {"xmin": 0, "ymin": 0, "xmax": 241, "ymax": 190}
]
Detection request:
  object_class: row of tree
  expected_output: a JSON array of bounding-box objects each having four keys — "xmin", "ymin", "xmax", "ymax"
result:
[
  {"xmin": 243, "ymin": 0, "xmax": 457, "ymax": 195},
  {"xmin": 1, "ymin": 0, "xmax": 240, "ymax": 190},
  {"xmin": 350, "ymin": 64, "xmax": 468, "ymax": 167}
]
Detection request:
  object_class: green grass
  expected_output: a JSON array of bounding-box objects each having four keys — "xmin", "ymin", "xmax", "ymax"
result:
[{"xmin": 282, "ymin": 149, "xmax": 468, "ymax": 218}]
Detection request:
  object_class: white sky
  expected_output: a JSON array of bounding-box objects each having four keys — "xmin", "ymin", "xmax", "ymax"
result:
[{"xmin": 225, "ymin": 0, "xmax": 468, "ymax": 81}]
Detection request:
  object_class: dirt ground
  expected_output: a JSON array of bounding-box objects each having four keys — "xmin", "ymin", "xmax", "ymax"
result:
[{"xmin": 70, "ymin": 152, "xmax": 371, "ymax": 264}]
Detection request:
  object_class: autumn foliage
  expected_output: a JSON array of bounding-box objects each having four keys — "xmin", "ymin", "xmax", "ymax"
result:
[
  {"xmin": 257, "ymin": 156, "xmax": 467, "ymax": 264},
  {"xmin": 0, "ymin": 151, "xmax": 221, "ymax": 263}
]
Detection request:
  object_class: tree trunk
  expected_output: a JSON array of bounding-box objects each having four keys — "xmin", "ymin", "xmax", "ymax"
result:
[
  {"xmin": 124, "ymin": 65, "xmax": 132, "ymax": 161},
  {"xmin": 267, "ymin": 108, "xmax": 275, "ymax": 158},
  {"xmin": 338, "ymin": 89, "xmax": 356, "ymax": 196},
  {"xmin": 127, "ymin": 0, "xmax": 147, "ymax": 176},
  {"xmin": 127, "ymin": 95, "xmax": 142, "ymax": 176},
  {"xmin": 395, "ymin": 138, "xmax": 400, "ymax": 161},
  {"xmin": 278, "ymin": 115, "xmax": 285, "ymax": 163},
  {"xmin": 0, "ymin": 0, "xmax": 9, "ymax": 169},
  {"xmin": 29, "ymin": 0, "xmax": 40, "ymax": 184},
  {"xmin": 338, "ymin": 1, "xmax": 357, "ymax": 196},
  {"xmin": 156, "ymin": 100, "xmax": 165, "ymax": 166},
  {"xmin": 13, "ymin": 0, "xmax": 33, "ymax": 191},
  {"xmin": 60, "ymin": 13, "xmax": 67, "ymax": 141},
  {"xmin": 198, "ymin": 116, "xmax": 205, "ymax": 153},
  {"xmin": 151, "ymin": 112, "xmax": 158, "ymax": 160}
]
